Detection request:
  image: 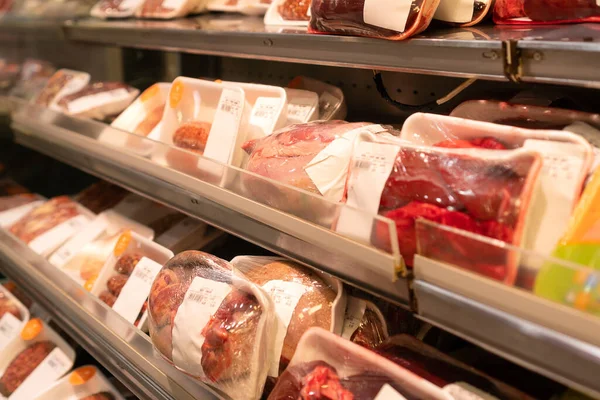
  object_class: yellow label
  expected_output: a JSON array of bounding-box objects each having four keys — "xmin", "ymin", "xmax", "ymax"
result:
[
  {"xmin": 69, "ymin": 366, "xmax": 96, "ymax": 385},
  {"xmin": 141, "ymin": 84, "xmax": 160, "ymax": 103},
  {"xmin": 169, "ymin": 80, "xmax": 184, "ymax": 108},
  {"xmin": 562, "ymin": 167, "xmax": 600, "ymax": 244},
  {"xmin": 113, "ymin": 230, "xmax": 132, "ymax": 257},
  {"xmin": 21, "ymin": 318, "xmax": 43, "ymax": 340},
  {"xmin": 83, "ymin": 275, "xmax": 97, "ymax": 292}
]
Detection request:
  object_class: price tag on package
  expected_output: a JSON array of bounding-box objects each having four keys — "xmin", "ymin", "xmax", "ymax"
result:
[
  {"xmin": 112, "ymin": 257, "xmax": 163, "ymax": 324},
  {"xmin": 250, "ymin": 97, "xmax": 282, "ymax": 135},
  {"xmin": 0, "ymin": 313, "xmax": 21, "ymax": 349},
  {"xmin": 11, "ymin": 347, "xmax": 72, "ymax": 399},
  {"xmin": 287, "ymin": 94, "xmax": 318, "ymax": 125},
  {"xmin": 29, "ymin": 214, "xmax": 90, "ymax": 256},
  {"xmin": 49, "ymin": 215, "xmax": 109, "ymax": 268},
  {"xmin": 341, "ymin": 297, "xmax": 367, "ymax": 340},
  {"xmin": 203, "ymin": 88, "xmax": 244, "ymax": 166}
]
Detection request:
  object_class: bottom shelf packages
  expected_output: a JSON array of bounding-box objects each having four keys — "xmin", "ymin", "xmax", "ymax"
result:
[{"xmin": 0, "ymin": 228, "xmax": 221, "ymax": 400}]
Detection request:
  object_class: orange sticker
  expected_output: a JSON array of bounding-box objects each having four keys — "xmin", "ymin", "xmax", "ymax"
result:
[
  {"xmin": 21, "ymin": 318, "xmax": 43, "ymax": 340},
  {"xmin": 84, "ymin": 275, "xmax": 97, "ymax": 292},
  {"xmin": 214, "ymin": 79, "xmax": 222, "ymax": 83},
  {"xmin": 141, "ymin": 84, "xmax": 159, "ymax": 103},
  {"xmin": 69, "ymin": 366, "xmax": 96, "ymax": 385},
  {"xmin": 169, "ymin": 80, "xmax": 184, "ymax": 108},
  {"xmin": 113, "ymin": 230, "xmax": 132, "ymax": 257}
]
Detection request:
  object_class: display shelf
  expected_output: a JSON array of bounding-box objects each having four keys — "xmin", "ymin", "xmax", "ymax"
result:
[
  {"xmin": 0, "ymin": 228, "xmax": 222, "ymax": 400},
  {"xmin": 8, "ymin": 99, "xmax": 409, "ymax": 306},
  {"xmin": 61, "ymin": 17, "xmax": 507, "ymax": 80},
  {"xmin": 0, "ymin": 15, "xmax": 64, "ymax": 41},
  {"xmin": 414, "ymin": 280, "xmax": 600, "ymax": 399}
]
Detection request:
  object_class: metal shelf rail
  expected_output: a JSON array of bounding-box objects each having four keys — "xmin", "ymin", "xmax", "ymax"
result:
[{"xmin": 0, "ymin": 228, "xmax": 222, "ymax": 400}]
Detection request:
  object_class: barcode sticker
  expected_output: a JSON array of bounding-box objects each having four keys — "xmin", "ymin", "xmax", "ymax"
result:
[
  {"xmin": 341, "ymin": 297, "xmax": 367, "ymax": 340},
  {"xmin": 112, "ymin": 257, "xmax": 163, "ymax": 324},
  {"xmin": 10, "ymin": 347, "xmax": 72, "ymax": 399},
  {"xmin": 172, "ymin": 277, "xmax": 231, "ymax": 377},
  {"xmin": 203, "ymin": 88, "xmax": 244, "ymax": 165},
  {"xmin": 262, "ymin": 280, "xmax": 308, "ymax": 376},
  {"xmin": 363, "ymin": 0, "xmax": 412, "ymax": 34},
  {"xmin": 286, "ymin": 92, "xmax": 318, "ymax": 125},
  {"xmin": 249, "ymin": 97, "xmax": 282, "ymax": 135},
  {"xmin": 374, "ymin": 384, "xmax": 407, "ymax": 400},
  {"xmin": 336, "ymin": 141, "xmax": 400, "ymax": 243},
  {"xmin": 444, "ymin": 382, "xmax": 498, "ymax": 399},
  {"xmin": 49, "ymin": 215, "xmax": 109, "ymax": 268},
  {"xmin": 0, "ymin": 313, "xmax": 22, "ymax": 349},
  {"xmin": 29, "ymin": 214, "xmax": 90, "ymax": 257},
  {"xmin": 156, "ymin": 218, "xmax": 205, "ymax": 250},
  {"xmin": 318, "ymin": 91, "xmax": 339, "ymax": 120}
]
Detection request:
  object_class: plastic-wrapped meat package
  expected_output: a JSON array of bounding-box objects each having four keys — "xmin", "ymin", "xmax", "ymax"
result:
[
  {"xmin": 400, "ymin": 113, "xmax": 593, "ymax": 259},
  {"xmin": 268, "ymin": 327, "xmax": 453, "ymax": 400},
  {"xmin": 32, "ymin": 365, "xmax": 124, "ymax": 400},
  {"xmin": 341, "ymin": 296, "xmax": 388, "ymax": 349},
  {"xmin": 0, "ymin": 194, "xmax": 43, "ymax": 213},
  {"xmin": 0, "ymin": 318, "xmax": 75, "ymax": 399},
  {"xmin": 33, "ymin": 69, "xmax": 90, "ymax": 110},
  {"xmin": 338, "ymin": 134, "xmax": 542, "ymax": 283},
  {"xmin": 494, "ymin": 0, "xmax": 600, "ymax": 23},
  {"xmin": 91, "ymin": 0, "xmax": 146, "ymax": 18},
  {"xmin": 0, "ymin": 194, "xmax": 45, "ymax": 230},
  {"xmin": 376, "ymin": 335, "xmax": 534, "ymax": 400},
  {"xmin": 56, "ymin": 82, "xmax": 139, "ymax": 120},
  {"xmin": 9, "ymin": 59, "xmax": 56, "ymax": 102},
  {"xmin": 241, "ymin": 121, "xmax": 389, "ymax": 215},
  {"xmin": 433, "ymin": 0, "xmax": 492, "ymax": 25},
  {"xmin": 74, "ymin": 181, "xmax": 129, "ymax": 214},
  {"xmin": 0, "ymin": 285, "xmax": 29, "ymax": 351},
  {"xmin": 309, "ymin": 0, "xmax": 441, "ymax": 40},
  {"xmin": 91, "ymin": 231, "xmax": 173, "ymax": 330},
  {"xmin": 264, "ymin": 0, "xmax": 311, "ymax": 25},
  {"xmin": 147, "ymin": 251, "xmax": 274, "ymax": 400},
  {"xmin": 232, "ymin": 256, "xmax": 345, "ymax": 378},
  {"xmin": 136, "ymin": 0, "xmax": 203, "ymax": 19},
  {"xmin": 207, "ymin": 0, "xmax": 271, "ymax": 15},
  {"xmin": 8, "ymin": 196, "xmax": 95, "ymax": 256}
]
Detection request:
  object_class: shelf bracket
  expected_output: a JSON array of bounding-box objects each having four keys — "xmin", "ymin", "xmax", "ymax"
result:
[{"xmin": 503, "ymin": 40, "xmax": 522, "ymax": 83}]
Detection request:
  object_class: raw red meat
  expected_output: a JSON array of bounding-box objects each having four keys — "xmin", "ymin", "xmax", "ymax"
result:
[
  {"xmin": 434, "ymin": 137, "xmax": 507, "ymax": 150},
  {"xmin": 300, "ymin": 365, "xmax": 354, "ymax": 400}
]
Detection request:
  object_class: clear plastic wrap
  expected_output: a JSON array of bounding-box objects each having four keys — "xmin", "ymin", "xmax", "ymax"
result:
[
  {"xmin": 33, "ymin": 69, "xmax": 90, "ymax": 111},
  {"xmin": 494, "ymin": 0, "xmax": 600, "ymax": 23},
  {"xmin": 147, "ymin": 251, "xmax": 275, "ymax": 400},
  {"xmin": 74, "ymin": 181, "xmax": 129, "ymax": 214},
  {"xmin": 308, "ymin": 0, "xmax": 441, "ymax": 40},
  {"xmin": 8, "ymin": 196, "xmax": 95, "ymax": 256},
  {"xmin": 339, "ymin": 134, "xmax": 542, "ymax": 282},
  {"xmin": 91, "ymin": 231, "xmax": 173, "ymax": 329},
  {"xmin": 91, "ymin": 0, "xmax": 146, "ymax": 18},
  {"xmin": 241, "ymin": 121, "xmax": 388, "ymax": 211},
  {"xmin": 55, "ymin": 82, "xmax": 139, "ymax": 120},
  {"xmin": 0, "ymin": 194, "xmax": 43, "ymax": 213},
  {"xmin": 376, "ymin": 335, "xmax": 534, "ymax": 400},
  {"xmin": 8, "ymin": 59, "xmax": 55, "ymax": 102},
  {"xmin": 136, "ymin": 0, "xmax": 203, "ymax": 19},
  {"xmin": 231, "ymin": 256, "xmax": 345, "ymax": 378},
  {"xmin": 341, "ymin": 296, "xmax": 388, "ymax": 349},
  {"xmin": 400, "ymin": 113, "xmax": 593, "ymax": 258},
  {"xmin": 268, "ymin": 327, "xmax": 452, "ymax": 400}
]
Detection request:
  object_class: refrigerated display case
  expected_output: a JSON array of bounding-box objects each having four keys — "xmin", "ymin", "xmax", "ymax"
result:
[{"xmin": 0, "ymin": 4, "xmax": 600, "ymax": 400}]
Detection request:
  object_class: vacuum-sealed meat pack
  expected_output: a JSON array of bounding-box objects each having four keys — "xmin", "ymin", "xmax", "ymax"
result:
[
  {"xmin": 264, "ymin": 0, "xmax": 311, "ymax": 26},
  {"xmin": 494, "ymin": 0, "xmax": 600, "ymax": 23},
  {"xmin": 33, "ymin": 365, "xmax": 124, "ymax": 400},
  {"xmin": 9, "ymin": 196, "xmax": 95, "ymax": 257},
  {"xmin": 400, "ymin": 113, "xmax": 592, "ymax": 259},
  {"xmin": 33, "ymin": 69, "xmax": 90, "ymax": 110},
  {"xmin": 148, "ymin": 251, "xmax": 275, "ymax": 400},
  {"xmin": 341, "ymin": 296, "xmax": 388, "ymax": 349},
  {"xmin": 9, "ymin": 59, "xmax": 56, "ymax": 102},
  {"xmin": 136, "ymin": 0, "xmax": 203, "ymax": 19},
  {"xmin": 56, "ymin": 82, "xmax": 139, "ymax": 120},
  {"xmin": 336, "ymin": 130, "xmax": 542, "ymax": 283},
  {"xmin": 91, "ymin": 0, "xmax": 146, "ymax": 18},
  {"xmin": 91, "ymin": 231, "xmax": 173, "ymax": 329},
  {"xmin": 268, "ymin": 327, "xmax": 453, "ymax": 400},
  {"xmin": 0, "ymin": 318, "xmax": 75, "ymax": 400},
  {"xmin": 309, "ymin": 0, "xmax": 441, "ymax": 40},
  {"xmin": 232, "ymin": 256, "xmax": 346, "ymax": 378}
]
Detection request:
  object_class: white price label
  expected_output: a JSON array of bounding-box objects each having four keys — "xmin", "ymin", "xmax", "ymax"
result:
[
  {"xmin": 249, "ymin": 97, "xmax": 282, "ymax": 135},
  {"xmin": 112, "ymin": 257, "xmax": 163, "ymax": 325},
  {"xmin": 341, "ymin": 297, "xmax": 367, "ymax": 340},
  {"xmin": 0, "ymin": 313, "xmax": 21, "ymax": 349},
  {"xmin": 287, "ymin": 103, "xmax": 314, "ymax": 124},
  {"xmin": 262, "ymin": 280, "xmax": 308, "ymax": 377},
  {"xmin": 10, "ymin": 347, "xmax": 72, "ymax": 400},
  {"xmin": 172, "ymin": 277, "xmax": 231, "ymax": 377},
  {"xmin": 203, "ymin": 88, "xmax": 244, "ymax": 165},
  {"xmin": 374, "ymin": 384, "xmax": 407, "ymax": 400},
  {"xmin": 363, "ymin": 0, "xmax": 412, "ymax": 34},
  {"xmin": 29, "ymin": 214, "xmax": 90, "ymax": 256},
  {"xmin": 434, "ymin": 0, "xmax": 474, "ymax": 23},
  {"xmin": 49, "ymin": 215, "xmax": 109, "ymax": 268},
  {"xmin": 318, "ymin": 91, "xmax": 339, "ymax": 120}
]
